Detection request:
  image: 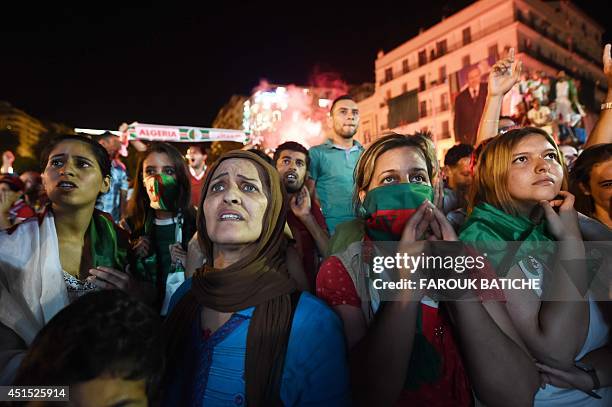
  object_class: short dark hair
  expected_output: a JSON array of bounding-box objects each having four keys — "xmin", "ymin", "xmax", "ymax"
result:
[
  {"xmin": 14, "ymin": 290, "xmax": 164, "ymax": 400},
  {"xmin": 329, "ymin": 95, "xmax": 355, "ymax": 114},
  {"xmin": 444, "ymin": 144, "xmax": 474, "ymax": 167},
  {"xmin": 40, "ymin": 134, "xmax": 111, "ymax": 179},
  {"xmin": 187, "ymin": 144, "xmax": 208, "ymax": 155},
  {"xmin": 273, "ymin": 141, "xmax": 310, "ymax": 169}
]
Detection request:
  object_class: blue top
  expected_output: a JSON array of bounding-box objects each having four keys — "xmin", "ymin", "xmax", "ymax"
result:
[
  {"xmin": 166, "ymin": 279, "xmax": 351, "ymax": 407},
  {"xmin": 309, "ymin": 139, "xmax": 363, "ymax": 234},
  {"xmin": 95, "ymin": 159, "xmax": 128, "ymax": 222}
]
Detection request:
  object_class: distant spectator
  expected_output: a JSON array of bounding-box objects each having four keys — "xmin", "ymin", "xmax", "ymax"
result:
[
  {"xmin": 95, "ymin": 132, "xmax": 128, "ymax": 222},
  {"xmin": 186, "ymin": 144, "xmax": 208, "ymax": 207},
  {"xmin": 559, "ymin": 144, "xmax": 579, "ymax": 171},
  {"xmin": 1, "ymin": 150, "xmax": 15, "ymax": 175},
  {"xmin": 527, "ymin": 98, "xmax": 553, "ymax": 136},
  {"xmin": 554, "ymin": 70, "xmax": 579, "ymax": 125},
  {"xmin": 0, "ymin": 175, "xmax": 35, "ymax": 229},
  {"xmin": 498, "ymin": 116, "xmax": 518, "ymax": 135},
  {"xmin": 527, "ymin": 70, "xmax": 545, "ymax": 104},
  {"xmin": 19, "ymin": 171, "xmax": 47, "ymax": 212},
  {"xmin": 444, "ymin": 144, "xmax": 474, "ymax": 209}
]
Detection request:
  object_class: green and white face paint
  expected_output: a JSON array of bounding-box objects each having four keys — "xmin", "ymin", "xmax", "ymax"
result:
[{"xmin": 144, "ymin": 173, "xmax": 179, "ymax": 211}]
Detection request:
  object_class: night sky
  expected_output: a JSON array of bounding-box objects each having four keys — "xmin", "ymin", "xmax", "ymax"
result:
[{"xmin": 2, "ymin": 1, "xmax": 610, "ymax": 130}]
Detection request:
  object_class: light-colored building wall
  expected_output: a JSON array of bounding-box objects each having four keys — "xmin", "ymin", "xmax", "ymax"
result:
[
  {"xmin": 0, "ymin": 101, "xmax": 58, "ymax": 158},
  {"xmin": 357, "ymin": 0, "xmax": 606, "ymax": 161}
]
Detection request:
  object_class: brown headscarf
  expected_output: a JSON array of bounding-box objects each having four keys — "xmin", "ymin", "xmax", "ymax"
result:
[{"xmin": 164, "ymin": 150, "xmax": 297, "ymax": 406}]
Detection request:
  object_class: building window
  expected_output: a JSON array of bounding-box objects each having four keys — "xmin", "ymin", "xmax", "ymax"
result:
[
  {"xmin": 439, "ymin": 65, "xmax": 447, "ymax": 84},
  {"xmin": 462, "ymin": 27, "xmax": 471, "ymax": 45},
  {"xmin": 402, "ymin": 59, "xmax": 409, "ymax": 74},
  {"xmin": 440, "ymin": 93, "xmax": 449, "ymax": 111},
  {"xmin": 385, "ymin": 67, "xmax": 393, "ymax": 82},
  {"xmin": 436, "ymin": 40, "xmax": 447, "ymax": 57},
  {"xmin": 441, "ymin": 120, "xmax": 450, "ymax": 139},
  {"xmin": 402, "ymin": 83, "xmax": 408, "ymax": 93},
  {"xmin": 419, "ymin": 100, "xmax": 428, "ymax": 118},
  {"xmin": 418, "ymin": 50, "xmax": 427, "ymax": 67},
  {"xmin": 488, "ymin": 44, "xmax": 498, "ymax": 60},
  {"xmin": 462, "ymin": 55, "xmax": 471, "ymax": 68},
  {"xmin": 419, "ymin": 75, "xmax": 426, "ymax": 91}
]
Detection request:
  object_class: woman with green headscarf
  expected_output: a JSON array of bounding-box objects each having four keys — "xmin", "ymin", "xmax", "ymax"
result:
[
  {"xmin": 460, "ymin": 127, "xmax": 611, "ymax": 404},
  {"xmin": 317, "ymin": 133, "xmax": 540, "ymax": 406},
  {"xmin": 162, "ymin": 150, "xmax": 350, "ymax": 406},
  {"xmin": 124, "ymin": 142, "xmax": 197, "ymax": 314}
]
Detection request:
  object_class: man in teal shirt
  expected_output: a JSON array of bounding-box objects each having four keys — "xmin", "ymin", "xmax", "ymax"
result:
[{"xmin": 309, "ymin": 95, "xmax": 363, "ymax": 234}]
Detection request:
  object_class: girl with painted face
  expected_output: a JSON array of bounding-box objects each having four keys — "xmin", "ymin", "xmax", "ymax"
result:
[
  {"xmin": 0, "ymin": 135, "xmax": 141, "ymax": 383},
  {"xmin": 125, "ymin": 142, "xmax": 196, "ymax": 314},
  {"xmin": 461, "ymin": 128, "xmax": 611, "ymax": 404},
  {"xmin": 316, "ymin": 133, "xmax": 539, "ymax": 406},
  {"xmin": 162, "ymin": 151, "xmax": 350, "ymax": 406}
]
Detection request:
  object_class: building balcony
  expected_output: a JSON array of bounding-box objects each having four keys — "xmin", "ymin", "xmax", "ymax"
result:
[
  {"xmin": 516, "ymin": 11, "xmax": 599, "ymax": 67},
  {"xmin": 379, "ymin": 15, "xmax": 516, "ymax": 86}
]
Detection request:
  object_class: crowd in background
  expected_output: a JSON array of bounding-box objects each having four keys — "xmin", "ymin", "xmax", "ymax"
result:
[{"xmin": 0, "ymin": 44, "xmax": 611, "ymax": 407}]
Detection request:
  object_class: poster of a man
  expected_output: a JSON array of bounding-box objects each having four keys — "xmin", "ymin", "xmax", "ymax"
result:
[{"xmin": 453, "ymin": 66, "xmax": 488, "ymax": 146}]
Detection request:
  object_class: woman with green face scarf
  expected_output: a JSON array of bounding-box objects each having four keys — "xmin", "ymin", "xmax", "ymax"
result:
[
  {"xmin": 124, "ymin": 142, "xmax": 197, "ymax": 314},
  {"xmin": 316, "ymin": 133, "xmax": 540, "ymax": 406}
]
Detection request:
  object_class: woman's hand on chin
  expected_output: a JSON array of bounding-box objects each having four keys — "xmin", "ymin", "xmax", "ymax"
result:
[{"xmin": 540, "ymin": 191, "xmax": 582, "ymax": 241}]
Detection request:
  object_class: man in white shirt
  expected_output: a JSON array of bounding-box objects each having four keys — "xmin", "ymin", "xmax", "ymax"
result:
[{"xmin": 527, "ymin": 98, "xmax": 553, "ymax": 136}]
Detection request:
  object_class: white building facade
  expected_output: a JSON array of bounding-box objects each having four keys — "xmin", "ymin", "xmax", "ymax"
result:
[{"xmin": 356, "ymin": 0, "xmax": 606, "ymax": 160}]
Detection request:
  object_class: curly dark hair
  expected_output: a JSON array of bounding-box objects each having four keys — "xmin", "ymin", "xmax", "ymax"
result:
[{"xmin": 13, "ymin": 290, "xmax": 164, "ymax": 401}]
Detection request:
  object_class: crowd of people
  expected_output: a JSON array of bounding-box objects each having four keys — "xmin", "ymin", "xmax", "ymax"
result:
[
  {"xmin": 512, "ymin": 65, "xmax": 588, "ymax": 145},
  {"xmin": 0, "ymin": 44, "xmax": 611, "ymax": 406}
]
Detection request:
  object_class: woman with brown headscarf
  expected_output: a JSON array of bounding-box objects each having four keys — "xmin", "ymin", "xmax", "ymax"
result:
[{"xmin": 162, "ymin": 151, "xmax": 350, "ymax": 406}]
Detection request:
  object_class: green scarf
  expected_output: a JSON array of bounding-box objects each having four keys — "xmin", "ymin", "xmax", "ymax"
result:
[
  {"xmin": 81, "ymin": 210, "xmax": 130, "ymax": 279},
  {"xmin": 363, "ymin": 183, "xmax": 434, "ymax": 241},
  {"xmin": 360, "ymin": 183, "xmax": 442, "ymax": 390},
  {"xmin": 459, "ymin": 203, "xmax": 554, "ymax": 276},
  {"xmin": 328, "ymin": 183, "xmax": 433, "ymax": 255},
  {"xmin": 132, "ymin": 211, "xmax": 186, "ymax": 282},
  {"xmin": 144, "ymin": 173, "xmax": 179, "ymax": 211}
]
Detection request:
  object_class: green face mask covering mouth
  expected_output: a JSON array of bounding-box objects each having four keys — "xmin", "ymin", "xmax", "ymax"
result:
[
  {"xmin": 362, "ymin": 182, "xmax": 434, "ymax": 241},
  {"xmin": 144, "ymin": 173, "xmax": 179, "ymax": 211}
]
